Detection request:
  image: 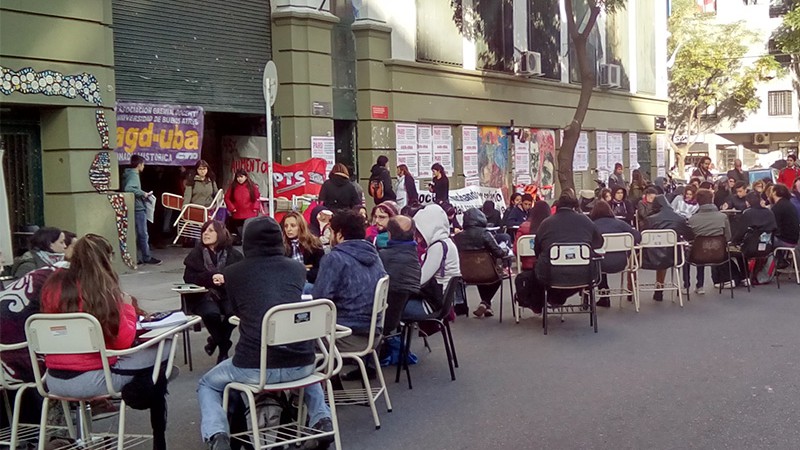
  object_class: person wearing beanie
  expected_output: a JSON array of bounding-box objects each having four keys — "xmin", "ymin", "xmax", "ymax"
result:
[{"xmin": 198, "ymin": 216, "xmax": 333, "ymax": 450}]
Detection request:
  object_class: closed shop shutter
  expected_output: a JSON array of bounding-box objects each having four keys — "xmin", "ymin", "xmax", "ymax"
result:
[{"xmin": 112, "ymin": 0, "xmax": 272, "ymax": 114}]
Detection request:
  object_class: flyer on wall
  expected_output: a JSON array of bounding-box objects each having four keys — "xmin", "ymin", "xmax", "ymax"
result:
[
  {"xmin": 608, "ymin": 133, "xmax": 624, "ymax": 169},
  {"xmin": 595, "ymin": 131, "xmax": 608, "ymax": 172},
  {"xmin": 514, "ymin": 138, "xmax": 530, "ymax": 175},
  {"xmin": 310, "ymin": 136, "xmax": 336, "ymax": 175},
  {"xmin": 573, "ymin": 131, "xmax": 589, "ymax": 171},
  {"xmin": 432, "ymin": 125, "xmax": 454, "ymax": 175},
  {"xmin": 628, "ymin": 132, "xmax": 640, "ymax": 176},
  {"xmin": 462, "ymin": 125, "xmax": 479, "ymax": 178},
  {"xmin": 395, "ymin": 123, "xmax": 419, "ymax": 177},
  {"xmin": 418, "ymin": 124, "xmax": 433, "ymax": 178}
]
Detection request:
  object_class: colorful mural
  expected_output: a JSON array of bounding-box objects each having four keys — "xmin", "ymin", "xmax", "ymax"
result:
[{"xmin": 478, "ymin": 127, "xmax": 509, "ymax": 189}]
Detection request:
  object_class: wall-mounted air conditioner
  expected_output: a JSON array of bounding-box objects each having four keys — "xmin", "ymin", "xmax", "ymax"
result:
[
  {"xmin": 754, "ymin": 133, "xmax": 771, "ymax": 146},
  {"xmin": 518, "ymin": 51, "xmax": 543, "ymax": 77},
  {"xmin": 599, "ymin": 64, "xmax": 621, "ymax": 88}
]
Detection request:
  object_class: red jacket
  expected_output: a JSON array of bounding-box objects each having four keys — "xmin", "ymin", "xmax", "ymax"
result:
[
  {"xmin": 778, "ymin": 166, "xmax": 800, "ymax": 188},
  {"xmin": 224, "ymin": 182, "xmax": 261, "ymax": 220},
  {"xmin": 41, "ymin": 280, "xmax": 137, "ymax": 371}
]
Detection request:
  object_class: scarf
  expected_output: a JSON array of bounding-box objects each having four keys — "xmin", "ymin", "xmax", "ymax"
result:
[
  {"xmin": 290, "ymin": 239, "xmax": 305, "ymax": 263},
  {"xmin": 202, "ymin": 247, "xmax": 228, "ymax": 272},
  {"xmin": 35, "ymin": 250, "xmax": 64, "ymax": 268}
]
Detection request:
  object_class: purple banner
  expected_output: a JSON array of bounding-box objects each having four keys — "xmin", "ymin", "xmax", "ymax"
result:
[{"xmin": 115, "ymin": 102, "xmax": 204, "ymax": 166}]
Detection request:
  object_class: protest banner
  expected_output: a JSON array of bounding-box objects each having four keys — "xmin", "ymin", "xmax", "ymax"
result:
[
  {"xmin": 115, "ymin": 102, "xmax": 204, "ymax": 166},
  {"xmin": 418, "ymin": 185, "xmax": 506, "ymax": 224}
]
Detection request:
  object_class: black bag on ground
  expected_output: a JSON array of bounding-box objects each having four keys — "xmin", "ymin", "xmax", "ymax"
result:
[{"xmin": 514, "ymin": 270, "xmax": 544, "ymax": 309}]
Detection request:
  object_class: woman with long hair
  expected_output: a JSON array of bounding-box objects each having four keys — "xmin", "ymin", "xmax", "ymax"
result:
[
  {"xmin": 514, "ymin": 200, "xmax": 551, "ymax": 271},
  {"xmin": 183, "ymin": 160, "xmax": 218, "ymax": 207},
  {"xmin": 319, "ymin": 163, "xmax": 360, "ymax": 210},
  {"xmin": 12, "ymin": 227, "xmax": 67, "ymax": 277},
  {"xmin": 224, "ymin": 169, "xmax": 261, "ymax": 241},
  {"xmin": 628, "ymin": 169, "xmax": 648, "ymax": 205},
  {"xmin": 395, "ymin": 164, "xmax": 419, "ymax": 209},
  {"xmin": 671, "ymin": 184, "xmax": 699, "ymax": 219},
  {"xmin": 281, "ymin": 212, "xmax": 324, "ymax": 293},
  {"xmin": 366, "ymin": 201, "xmax": 399, "ymax": 249},
  {"xmin": 429, "ymin": 163, "xmax": 449, "ymax": 204},
  {"xmin": 41, "ymin": 234, "xmax": 173, "ymax": 448},
  {"xmin": 589, "ymin": 200, "xmax": 640, "ymax": 306},
  {"xmin": 183, "ymin": 220, "xmax": 243, "ymax": 362}
]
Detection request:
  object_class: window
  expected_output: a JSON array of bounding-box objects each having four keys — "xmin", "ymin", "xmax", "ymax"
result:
[
  {"xmin": 416, "ymin": 0, "xmax": 464, "ymax": 66},
  {"xmin": 768, "ymin": 91, "xmax": 793, "ymax": 116},
  {"xmin": 474, "ymin": 0, "xmax": 514, "ymax": 72},
  {"xmin": 528, "ymin": 0, "xmax": 561, "ymax": 80}
]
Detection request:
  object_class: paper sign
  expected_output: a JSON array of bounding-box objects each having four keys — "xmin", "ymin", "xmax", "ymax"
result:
[
  {"xmin": 608, "ymin": 133, "xmax": 624, "ymax": 169},
  {"xmin": 432, "ymin": 125, "xmax": 453, "ymax": 175},
  {"xmin": 311, "ymin": 136, "xmax": 336, "ymax": 175},
  {"xmin": 573, "ymin": 132, "xmax": 589, "ymax": 171},
  {"xmin": 462, "ymin": 126, "xmax": 479, "ymax": 177},
  {"xmin": 595, "ymin": 131, "xmax": 608, "ymax": 171},
  {"xmin": 418, "ymin": 125, "xmax": 433, "ymax": 178},
  {"xmin": 395, "ymin": 123, "xmax": 419, "ymax": 177},
  {"xmin": 628, "ymin": 132, "xmax": 640, "ymax": 177}
]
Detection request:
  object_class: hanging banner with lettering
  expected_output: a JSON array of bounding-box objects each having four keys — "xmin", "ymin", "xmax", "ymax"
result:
[
  {"xmin": 115, "ymin": 102, "xmax": 204, "ymax": 166},
  {"xmin": 418, "ymin": 124, "xmax": 433, "ymax": 178},
  {"xmin": 418, "ymin": 185, "xmax": 506, "ymax": 225},
  {"xmin": 432, "ymin": 125, "xmax": 454, "ymax": 175},
  {"xmin": 462, "ymin": 125, "xmax": 479, "ymax": 178},
  {"xmin": 395, "ymin": 123, "xmax": 419, "ymax": 177}
]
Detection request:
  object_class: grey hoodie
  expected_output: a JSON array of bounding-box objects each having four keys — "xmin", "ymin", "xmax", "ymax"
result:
[
  {"xmin": 415, "ymin": 204, "xmax": 461, "ymax": 287},
  {"xmin": 122, "ymin": 168, "xmax": 148, "ymax": 212}
]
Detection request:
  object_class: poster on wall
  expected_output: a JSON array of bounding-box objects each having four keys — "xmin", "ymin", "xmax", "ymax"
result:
[
  {"xmin": 514, "ymin": 138, "xmax": 530, "ymax": 174},
  {"xmin": 395, "ymin": 123, "xmax": 419, "ymax": 177},
  {"xmin": 573, "ymin": 131, "xmax": 590, "ymax": 171},
  {"xmin": 115, "ymin": 102, "xmax": 204, "ymax": 166},
  {"xmin": 608, "ymin": 133, "xmax": 624, "ymax": 169},
  {"xmin": 532, "ymin": 129, "xmax": 556, "ymax": 199},
  {"xmin": 462, "ymin": 125, "xmax": 479, "ymax": 178},
  {"xmin": 310, "ymin": 136, "xmax": 335, "ymax": 175},
  {"xmin": 432, "ymin": 125, "xmax": 454, "ymax": 175},
  {"xmin": 418, "ymin": 125, "xmax": 433, "ymax": 178},
  {"xmin": 628, "ymin": 133, "xmax": 640, "ymax": 177},
  {"xmin": 595, "ymin": 131, "xmax": 608, "ymax": 172},
  {"xmin": 656, "ymin": 134, "xmax": 666, "ymax": 169},
  {"xmin": 478, "ymin": 127, "xmax": 509, "ymax": 189}
]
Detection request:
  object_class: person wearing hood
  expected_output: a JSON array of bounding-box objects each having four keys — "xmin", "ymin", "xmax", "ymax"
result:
[
  {"xmin": 609, "ymin": 186, "xmax": 635, "ymax": 225},
  {"xmin": 481, "ymin": 200, "xmax": 502, "ymax": 227},
  {"xmin": 368, "ymin": 155, "xmax": 397, "ymax": 204},
  {"xmin": 671, "ymin": 184, "xmax": 699, "ymax": 219},
  {"xmin": 312, "ymin": 209, "xmax": 387, "ymax": 353},
  {"xmin": 122, "ymin": 155, "xmax": 161, "ymax": 265},
  {"xmin": 198, "ymin": 216, "xmax": 333, "ymax": 450},
  {"xmin": 403, "ymin": 204, "xmax": 461, "ymax": 318},
  {"xmin": 454, "ymin": 208, "xmax": 508, "ymax": 318},
  {"xmin": 641, "ymin": 195, "xmax": 694, "ymax": 302},
  {"xmin": 590, "ymin": 201, "xmax": 641, "ymax": 306},
  {"xmin": 319, "ymin": 163, "xmax": 360, "ymax": 210}
]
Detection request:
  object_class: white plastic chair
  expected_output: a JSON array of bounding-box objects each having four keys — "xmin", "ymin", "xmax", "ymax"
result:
[
  {"xmin": 25, "ymin": 313, "xmax": 190, "ymax": 450},
  {"xmin": 514, "ymin": 234, "xmax": 536, "ymax": 322},
  {"xmin": 173, "ymin": 189, "xmax": 225, "ymax": 243},
  {"xmin": 335, "ymin": 276, "xmax": 392, "ymax": 429},
  {"xmin": 599, "ymin": 232, "xmax": 640, "ymax": 312},
  {"xmin": 774, "ymin": 247, "xmax": 800, "ymax": 286},
  {"xmin": 636, "ymin": 229, "xmax": 685, "ymax": 307},
  {"xmin": 223, "ymin": 299, "xmax": 343, "ymax": 450},
  {"xmin": 0, "ymin": 342, "xmax": 41, "ymax": 449},
  {"xmin": 542, "ymin": 243, "xmax": 602, "ymax": 335}
]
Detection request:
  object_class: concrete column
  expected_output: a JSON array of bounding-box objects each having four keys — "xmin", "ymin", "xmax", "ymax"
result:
[{"xmin": 272, "ymin": 7, "xmax": 338, "ymax": 165}]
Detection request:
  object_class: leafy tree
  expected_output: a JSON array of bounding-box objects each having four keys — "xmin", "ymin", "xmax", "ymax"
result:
[
  {"xmin": 667, "ymin": 0, "xmax": 778, "ymax": 175},
  {"xmin": 775, "ymin": 1, "xmax": 800, "ymax": 105}
]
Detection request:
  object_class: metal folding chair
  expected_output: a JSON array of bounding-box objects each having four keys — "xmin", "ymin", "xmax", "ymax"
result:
[
  {"xmin": 636, "ymin": 230, "xmax": 686, "ymax": 307},
  {"xmin": 599, "ymin": 232, "xmax": 640, "ymax": 312},
  {"xmin": 173, "ymin": 189, "xmax": 225, "ymax": 243},
  {"xmin": 514, "ymin": 234, "xmax": 536, "ymax": 321},
  {"xmin": 542, "ymin": 243, "xmax": 603, "ymax": 335},
  {"xmin": 0, "ymin": 342, "xmax": 40, "ymax": 449}
]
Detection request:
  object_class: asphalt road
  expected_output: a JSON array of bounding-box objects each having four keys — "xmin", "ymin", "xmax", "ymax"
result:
[{"xmin": 111, "ymin": 249, "xmax": 800, "ymax": 450}]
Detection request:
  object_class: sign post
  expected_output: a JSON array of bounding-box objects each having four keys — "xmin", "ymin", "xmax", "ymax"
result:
[{"xmin": 263, "ymin": 61, "xmax": 278, "ymax": 218}]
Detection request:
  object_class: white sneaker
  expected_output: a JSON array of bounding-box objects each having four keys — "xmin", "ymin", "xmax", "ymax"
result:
[
  {"xmin": 682, "ymin": 288, "xmax": 690, "ymax": 295},
  {"xmin": 694, "ymin": 287, "xmax": 705, "ymax": 295},
  {"xmin": 741, "ymin": 279, "xmax": 751, "ymax": 287}
]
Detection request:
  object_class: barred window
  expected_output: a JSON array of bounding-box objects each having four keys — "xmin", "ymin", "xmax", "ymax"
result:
[{"xmin": 768, "ymin": 91, "xmax": 792, "ymax": 116}]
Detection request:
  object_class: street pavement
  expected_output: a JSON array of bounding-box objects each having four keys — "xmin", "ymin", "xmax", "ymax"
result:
[{"xmin": 115, "ymin": 247, "xmax": 800, "ymax": 449}]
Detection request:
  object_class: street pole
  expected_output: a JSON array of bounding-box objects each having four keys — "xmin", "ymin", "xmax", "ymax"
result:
[{"xmin": 265, "ymin": 88, "xmax": 274, "ymax": 218}]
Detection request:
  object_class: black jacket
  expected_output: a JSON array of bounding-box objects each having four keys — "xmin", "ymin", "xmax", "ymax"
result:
[
  {"xmin": 482, "ymin": 206, "xmax": 502, "ymax": 227},
  {"xmin": 369, "ymin": 165, "xmax": 396, "ymax": 202},
  {"xmin": 610, "ymin": 189, "xmax": 635, "ymax": 224},
  {"xmin": 593, "ymin": 217, "xmax": 641, "ymax": 274},
  {"xmin": 183, "ymin": 245, "xmax": 244, "ymax": 289},
  {"xmin": 724, "ymin": 194, "xmax": 748, "ymax": 212},
  {"xmin": 379, "ymin": 240, "xmax": 421, "ymax": 332},
  {"xmin": 319, "ymin": 175, "xmax": 360, "ymax": 210},
  {"xmin": 773, "ymin": 198, "xmax": 800, "ymax": 245},
  {"xmin": 726, "ymin": 169, "xmax": 748, "ymax": 184},
  {"xmin": 534, "ymin": 208, "xmax": 604, "ymax": 286},
  {"xmin": 224, "ymin": 217, "xmax": 311, "ymax": 369},
  {"xmin": 731, "ymin": 205, "xmax": 777, "ymax": 253},
  {"xmin": 641, "ymin": 196, "xmax": 693, "ymax": 270},
  {"xmin": 503, "ymin": 206, "xmax": 527, "ymax": 228},
  {"xmin": 299, "ymin": 246, "xmax": 324, "ymax": 283},
  {"xmin": 453, "ymin": 209, "xmax": 506, "ymax": 258}
]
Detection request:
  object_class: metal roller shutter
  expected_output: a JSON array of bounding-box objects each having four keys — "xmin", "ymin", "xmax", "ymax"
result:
[{"xmin": 112, "ymin": 0, "xmax": 272, "ymax": 114}]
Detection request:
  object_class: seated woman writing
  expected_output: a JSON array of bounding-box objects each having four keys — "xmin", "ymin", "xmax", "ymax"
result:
[
  {"xmin": 41, "ymin": 234, "xmax": 174, "ymax": 450},
  {"xmin": 183, "ymin": 220, "xmax": 243, "ymax": 363}
]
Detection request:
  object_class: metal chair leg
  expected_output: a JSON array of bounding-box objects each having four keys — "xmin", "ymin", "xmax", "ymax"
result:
[
  {"xmin": 445, "ymin": 320, "xmax": 458, "ymax": 368},
  {"xmin": 440, "ymin": 322, "xmax": 456, "ymax": 381}
]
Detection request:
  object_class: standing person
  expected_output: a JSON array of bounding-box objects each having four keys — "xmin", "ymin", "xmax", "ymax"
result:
[
  {"xmin": 395, "ymin": 164, "xmax": 419, "ymax": 209},
  {"xmin": 41, "ymin": 234, "xmax": 174, "ymax": 450},
  {"xmin": 778, "ymin": 154, "xmax": 800, "ymax": 188},
  {"xmin": 318, "ymin": 163, "xmax": 360, "ymax": 210},
  {"xmin": 123, "ymin": 155, "xmax": 161, "ymax": 265},
  {"xmin": 368, "ymin": 155, "xmax": 396, "ymax": 204},
  {"xmin": 366, "ymin": 201, "xmax": 399, "ymax": 249},
  {"xmin": 686, "ymin": 189, "xmax": 732, "ymax": 293},
  {"xmin": 726, "ymin": 159, "xmax": 748, "ymax": 184},
  {"xmin": 429, "ymin": 163, "xmax": 450, "ymax": 204},
  {"xmin": 184, "ymin": 160, "xmax": 219, "ymax": 208},
  {"xmin": 280, "ymin": 211, "xmax": 324, "ymax": 293},
  {"xmin": 608, "ymin": 163, "xmax": 626, "ymax": 191},
  {"xmin": 12, "ymin": 227, "xmax": 66, "ymax": 277},
  {"xmin": 671, "ymin": 184, "xmax": 699, "ymax": 219},
  {"xmin": 223, "ymin": 169, "xmax": 261, "ymax": 243},
  {"xmin": 691, "ymin": 156, "xmax": 715, "ymax": 182},
  {"xmin": 198, "ymin": 216, "xmax": 333, "ymax": 450},
  {"xmin": 454, "ymin": 208, "xmax": 508, "ymax": 318},
  {"xmin": 183, "ymin": 221, "xmax": 243, "ymax": 363}
]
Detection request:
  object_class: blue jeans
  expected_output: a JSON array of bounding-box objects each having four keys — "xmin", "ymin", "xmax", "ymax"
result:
[
  {"xmin": 135, "ymin": 209, "xmax": 152, "ymax": 261},
  {"xmin": 197, "ymin": 359, "xmax": 330, "ymax": 441},
  {"xmin": 683, "ymin": 264, "xmax": 705, "ymax": 289}
]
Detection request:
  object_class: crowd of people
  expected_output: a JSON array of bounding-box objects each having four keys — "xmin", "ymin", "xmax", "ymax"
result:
[{"xmin": 3, "ymin": 153, "xmax": 800, "ymax": 450}]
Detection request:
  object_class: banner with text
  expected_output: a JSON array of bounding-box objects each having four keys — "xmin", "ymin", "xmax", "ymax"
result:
[
  {"xmin": 418, "ymin": 185, "xmax": 506, "ymax": 224},
  {"xmin": 115, "ymin": 102, "xmax": 204, "ymax": 166}
]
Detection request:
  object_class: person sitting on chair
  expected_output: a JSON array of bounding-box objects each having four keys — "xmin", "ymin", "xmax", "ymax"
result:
[
  {"xmin": 183, "ymin": 220, "xmax": 243, "ymax": 363},
  {"xmin": 687, "ymin": 189, "xmax": 733, "ymax": 291},
  {"xmin": 454, "ymin": 208, "xmax": 508, "ymax": 318},
  {"xmin": 198, "ymin": 216, "xmax": 333, "ymax": 450},
  {"xmin": 590, "ymin": 200, "xmax": 641, "ymax": 307},
  {"xmin": 379, "ymin": 215, "xmax": 422, "ymax": 335}
]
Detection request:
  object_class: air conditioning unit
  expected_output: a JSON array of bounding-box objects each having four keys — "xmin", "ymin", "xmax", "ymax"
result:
[
  {"xmin": 599, "ymin": 64, "xmax": 621, "ymax": 88},
  {"xmin": 518, "ymin": 51, "xmax": 543, "ymax": 76},
  {"xmin": 754, "ymin": 133, "xmax": 771, "ymax": 146}
]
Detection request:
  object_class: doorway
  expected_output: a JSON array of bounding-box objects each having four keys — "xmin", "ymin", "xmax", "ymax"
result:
[{"xmin": 334, "ymin": 120, "xmax": 357, "ymax": 179}]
